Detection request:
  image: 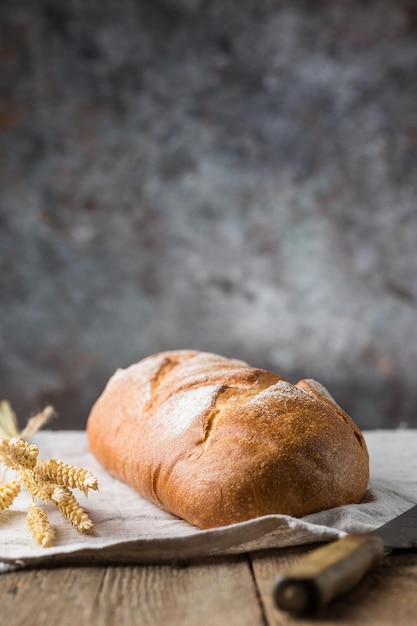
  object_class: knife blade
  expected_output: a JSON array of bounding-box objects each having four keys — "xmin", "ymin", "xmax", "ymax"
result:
[{"xmin": 273, "ymin": 503, "xmax": 417, "ymax": 613}]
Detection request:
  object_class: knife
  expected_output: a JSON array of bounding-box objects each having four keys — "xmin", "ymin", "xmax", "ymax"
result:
[{"xmin": 273, "ymin": 503, "xmax": 417, "ymax": 613}]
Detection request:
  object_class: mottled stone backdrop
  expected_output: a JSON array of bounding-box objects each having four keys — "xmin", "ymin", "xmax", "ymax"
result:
[{"xmin": 1, "ymin": 0, "xmax": 416, "ymax": 430}]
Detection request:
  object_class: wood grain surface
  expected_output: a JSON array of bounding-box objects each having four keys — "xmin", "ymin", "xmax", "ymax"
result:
[{"xmin": 1, "ymin": 548, "xmax": 416, "ymax": 625}]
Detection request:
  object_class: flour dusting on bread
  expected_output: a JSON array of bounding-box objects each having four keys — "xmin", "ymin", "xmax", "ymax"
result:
[
  {"xmin": 153, "ymin": 384, "xmax": 222, "ymax": 438},
  {"xmin": 248, "ymin": 380, "xmax": 307, "ymax": 406}
]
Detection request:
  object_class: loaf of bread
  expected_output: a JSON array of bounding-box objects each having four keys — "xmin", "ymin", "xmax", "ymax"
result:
[{"xmin": 87, "ymin": 350, "xmax": 369, "ymax": 529}]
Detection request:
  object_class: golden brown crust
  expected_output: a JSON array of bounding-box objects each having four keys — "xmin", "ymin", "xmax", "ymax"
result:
[{"xmin": 87, "ymin": 350, "xmax": 369, "ymax": 528}]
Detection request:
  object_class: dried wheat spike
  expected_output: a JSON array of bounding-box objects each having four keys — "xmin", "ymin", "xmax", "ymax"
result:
[
  {"xmin": 57, "ymin": 491, "xmax": 94, "ymax": 533},
  {"xmin": 27, "ymin": 503, "xmax": 55, "ymax": 547},
  {"xmin": 19, "ymin": 469, "xmax": 65, "ymax": 503},
  {"xmin": 0, "ymin": 480, "xmax": 21, "ymax": 511},
  {"xmin": 35, "ymin": 459, "xmax": 99, "ymax": 496},
  {"xmin": 0, "ymin": 438, "xmax": 39, "ymax": 470}
]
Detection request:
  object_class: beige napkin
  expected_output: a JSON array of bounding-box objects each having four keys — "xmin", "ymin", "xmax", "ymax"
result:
[{"xmin": 1, "ymin": 429, "xmax": 416, "ymax": 572}]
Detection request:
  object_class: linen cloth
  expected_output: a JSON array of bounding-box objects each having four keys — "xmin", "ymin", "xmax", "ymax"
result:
[{"xmin": 0, "ymin": 429, "xmax": 416, "ymax": 572}]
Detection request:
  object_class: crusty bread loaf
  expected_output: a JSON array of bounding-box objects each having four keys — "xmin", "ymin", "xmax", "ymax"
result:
[{"xmin": 87, "ymin": 350, "xmax": 369, "ymax": 528}]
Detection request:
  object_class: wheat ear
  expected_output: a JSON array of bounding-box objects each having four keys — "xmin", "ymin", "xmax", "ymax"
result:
[
  {"xmin": 0, "ymin": 480, "xmax": 21, "ymax": 511},
  {"xmin": 27, "ymin": 503, "xmax": 55, "ymax": 547},
  {"xmin": 56, "ymin": 490, "xmax": 94, "ymax": 533},
  {"xmin": 19, "ymin": 468, "xmax": 67, "ymax": 503},
  {"xmin": 35, "ymin": 459, "xmax": 99, "ymax": 496},
  {"xmin": 0, "ymin": 438, "xmax": 39, "ymax": 470}
]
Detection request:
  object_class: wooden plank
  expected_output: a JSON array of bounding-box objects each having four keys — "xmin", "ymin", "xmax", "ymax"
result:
[
  {"xmin": 250, "ymin": 545, "xmax": 417, "ymax": 626},
  {"xmin": 0, "ymin": 567, "xmax": 104, "ymax": 625},
  {"xmin": 93, "ymin": 556, "xmax": 265, "ymax": 626},
  {"xmin": 0, "ymin": 555, "xmax": 265, "ymax": 626}
]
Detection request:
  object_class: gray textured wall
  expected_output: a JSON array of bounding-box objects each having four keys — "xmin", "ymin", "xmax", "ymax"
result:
[{"xmin": 1, "ymin": 0, "xmax": 416, "ymax": 431}]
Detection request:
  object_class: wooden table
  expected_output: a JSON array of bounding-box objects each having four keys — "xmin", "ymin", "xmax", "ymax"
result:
[{"xmin": 1, "ymin": 545, "xmax": 416, "ymax": 625}]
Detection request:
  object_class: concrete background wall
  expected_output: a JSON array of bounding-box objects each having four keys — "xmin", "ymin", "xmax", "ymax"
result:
[{"xmin": 1, "ymin": 0, "xmax": 416, "ymax": 430}]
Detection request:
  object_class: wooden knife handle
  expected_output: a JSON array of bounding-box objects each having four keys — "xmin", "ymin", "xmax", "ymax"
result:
[{"xmin": 273, "ymin": 534, "xmax": 384, "ymax": 613}]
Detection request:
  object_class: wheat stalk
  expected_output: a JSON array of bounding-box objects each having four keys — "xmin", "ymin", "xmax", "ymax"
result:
[
  {"xmin": 0, "ymin": 401, "xmax": 19, "ymax": 439},
  {"xmin": 20, "ymin": 406, "xmax": 56, "ymax": 440},
  {"xmin": 0, "ymin": 403, "xmax": 98, "ymax": 548}
]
